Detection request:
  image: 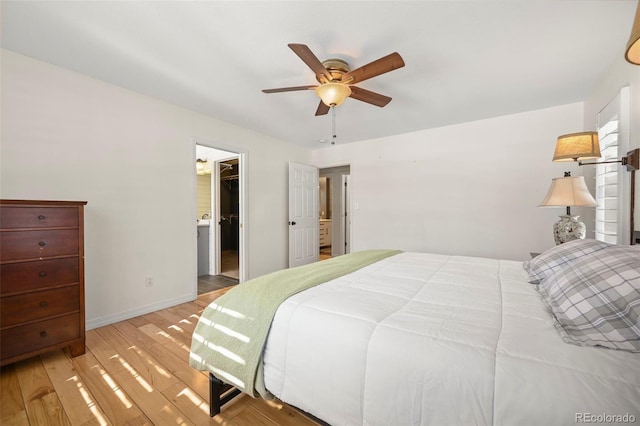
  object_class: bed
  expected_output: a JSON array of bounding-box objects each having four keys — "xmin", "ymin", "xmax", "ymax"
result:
[{"xmin": 190, "ymin": 243, "xmax": 640, "ymax": 425}]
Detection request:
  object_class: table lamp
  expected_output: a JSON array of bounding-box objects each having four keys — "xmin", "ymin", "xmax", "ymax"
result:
[{"xmin": 539, "ymin": 172, "xmax": 597, "ymax": 245}]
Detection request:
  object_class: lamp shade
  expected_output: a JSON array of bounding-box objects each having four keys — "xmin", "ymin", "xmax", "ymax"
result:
[
  {"xmin": 315, "ymin": 83, "xmax": 352, "ymax": 106},
  {"xmin": 626, "ymin": 0, "xmax": 640, "ymax": 65},
  {"xmin": 552, "ymin": 131, "xmax": 601, "ymax": 162},
  {"xmin": 539, "ymin": 176, "xmax": 597, "ymax": 207}
]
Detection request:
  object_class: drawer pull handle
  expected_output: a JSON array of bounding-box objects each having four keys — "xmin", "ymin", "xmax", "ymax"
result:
[
  {"xmin": 39, "ymin": 271, "xmax": 47, "ymax": 277},
  {"xmin": 40, "ymin": 331, "xmax": 47, "ymax": 338},
  {"xmin": 38, "ymin": 241, "xmax": 46, "ymax": 247},
  {"xmin": 38, "ymin": 215, "xmax": 46, "ymax": 220},
  {"xmin": 39, "ymin": 301, "xmax": 48, "ymax": 308}
]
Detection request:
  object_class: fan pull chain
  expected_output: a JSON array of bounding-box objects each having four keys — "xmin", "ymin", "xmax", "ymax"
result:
[{"xmin": 331, "ymin": 106, "xmax": 337, "ymax": 145}]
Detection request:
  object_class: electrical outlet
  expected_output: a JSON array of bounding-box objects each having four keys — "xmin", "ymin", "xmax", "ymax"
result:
[{"xmin": 145, "ymin": 276, "xmax": 153, "ymax": 287}]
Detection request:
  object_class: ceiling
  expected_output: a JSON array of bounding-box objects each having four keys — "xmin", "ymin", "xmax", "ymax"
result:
[{"xmin": 1, "ymin": 1, "xmax": 637, "ymax": 147}]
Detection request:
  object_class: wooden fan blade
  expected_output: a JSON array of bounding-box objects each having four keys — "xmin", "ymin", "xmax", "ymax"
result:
[
  {"xmin": 288, "ymin": 43, "xmax": 333, "ymax": 83},
  {"xmin": 349, "ymin": 86, "xmax": 392, "ymax": 107},
  {"xmin": 344, "ymin": 52, "xmax": 405, "ymax": 84},
  {"xmin": 315, "ymin": 101, "xmax": 330, "ymax": 116},
  {"xmin": 262, "ymin": 85, "xmax": 316, "ymax": 93}
]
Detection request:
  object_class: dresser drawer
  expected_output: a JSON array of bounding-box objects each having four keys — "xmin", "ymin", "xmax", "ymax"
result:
[
  {"xmin": 0, "ymin": 258, "xmax": 79, "ymax": 294},
  {"xmin": 0, "ymin": 229, "xmax": 79, "ymax": 261},
  {"xmin": 0, "ymin": 206, "xmax": 78, "ymax": 229},
  {"xmin": 1, "ymin": 286, "xmax": 80, "ymax": 327},
  {"xmin": 1, "ymin": 313, "xmax": 80, "ymax": 360}
]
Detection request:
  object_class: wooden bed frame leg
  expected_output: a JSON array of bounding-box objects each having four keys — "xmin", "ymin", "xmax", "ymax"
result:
[
  {"xmin": 209, "ymin": 373, "xmax": 242, "ymax": 417},
  {"xmin": 209, "ymin": 373, "xmax": 222, "ymax": 417}
]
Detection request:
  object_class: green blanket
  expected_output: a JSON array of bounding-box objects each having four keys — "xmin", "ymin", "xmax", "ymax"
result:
[{"xmin": 189, "ymin": 249, "xmax": 401, "ymax": 398}]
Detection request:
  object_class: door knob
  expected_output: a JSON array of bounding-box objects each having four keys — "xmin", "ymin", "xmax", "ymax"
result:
[{"xmin": 289, "ymin": 221, "xmax": 296, "ymax": 226}]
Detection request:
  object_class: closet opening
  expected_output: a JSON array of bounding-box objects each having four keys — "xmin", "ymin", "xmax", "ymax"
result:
[{"xmin": 218, "ymin": 158, "xmax": 239, "ymax": 279}]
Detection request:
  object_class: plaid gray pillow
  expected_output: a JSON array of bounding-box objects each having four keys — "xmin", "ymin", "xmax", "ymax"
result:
[
  {"xmin": 537, "ymin": 245, "xmax": 640, "ymax": 352},
  {"xmin": 525, "ymin": 239, "xmax": 611, "ymax": 284}
]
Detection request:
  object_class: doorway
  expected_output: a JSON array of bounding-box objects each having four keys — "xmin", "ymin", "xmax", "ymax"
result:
[
  {"xmin": 195, "ymin": 143, "xmax": 245, "ymax": 294},
  {"xmin": 319, "ymin": 165, "xmax": 351, "ymax": 259}
]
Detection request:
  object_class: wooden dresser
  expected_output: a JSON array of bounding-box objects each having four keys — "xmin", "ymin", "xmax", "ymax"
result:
[{"xmin": 0, "ymin": 199, "xmax": 87, "ymax": 366}]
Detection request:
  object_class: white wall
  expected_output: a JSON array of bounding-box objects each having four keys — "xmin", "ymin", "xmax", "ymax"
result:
[
  {"xmin": 0, "ymin": 49, "xmax": 308, "ymax": 329},
  {"xmin": 311, "ymin": 103, "xmax": 586, "ymax": 261}
]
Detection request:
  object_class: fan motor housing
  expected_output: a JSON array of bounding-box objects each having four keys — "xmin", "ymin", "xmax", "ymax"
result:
[{"xmin": 317, "ymin": 58, "xmax": 350, "ymax": 83}]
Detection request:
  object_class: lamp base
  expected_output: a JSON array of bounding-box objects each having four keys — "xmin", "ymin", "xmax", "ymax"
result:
[{"xmin": 553, "ymin": 215, "xmax": 587, "ymax": 245}]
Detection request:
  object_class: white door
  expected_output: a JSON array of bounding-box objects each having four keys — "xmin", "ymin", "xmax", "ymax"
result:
[{"xmin": 289, "ymin": 162, "xmax": 319, "ymax": 267}]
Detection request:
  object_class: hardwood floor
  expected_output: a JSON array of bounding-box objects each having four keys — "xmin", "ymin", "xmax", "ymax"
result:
[
  {"xmin": 319, "ymin": 246, "xmax": 332, "ymax": 261},
  {"xmin": 0, "ymin": 287, "xmax": 320, "ymax": 426}
]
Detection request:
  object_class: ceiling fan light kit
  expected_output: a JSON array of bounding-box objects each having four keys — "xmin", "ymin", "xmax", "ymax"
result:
[{"xmin": 315, "ymin": 83, "xmax": 352, "ymax": 107}]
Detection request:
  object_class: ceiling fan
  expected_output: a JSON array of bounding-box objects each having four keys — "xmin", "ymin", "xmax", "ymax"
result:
[{"xmin": 262, "ymin": 44, "xmax": 405, "ymax": 116}]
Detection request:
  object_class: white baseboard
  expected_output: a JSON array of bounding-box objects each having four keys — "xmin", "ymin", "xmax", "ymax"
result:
[{"xmin": 86, "ymin": 292, "xmax": 197, "ymax": 330}]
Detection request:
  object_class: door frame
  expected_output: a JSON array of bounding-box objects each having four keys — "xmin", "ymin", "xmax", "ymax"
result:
[
  {"xmin": 342, "ymin": 174, "xmax": 351, "ymax": 254},
  {"xmin": 193, "ymin": 138, "xmax": 248, "ymax": 284},
  {"xmin": 319, "ymin": 164, "xmax": 351, "ymax": 256}
]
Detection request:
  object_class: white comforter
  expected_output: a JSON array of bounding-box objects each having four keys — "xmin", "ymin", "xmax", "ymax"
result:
[{"xmin": 263, "ymin": 252, "xmax": 640, "ymax": 425}]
